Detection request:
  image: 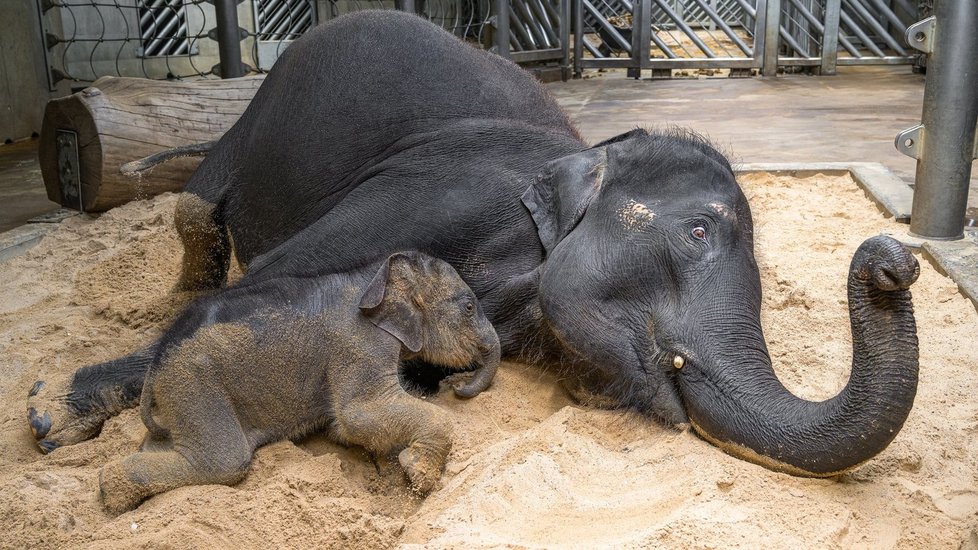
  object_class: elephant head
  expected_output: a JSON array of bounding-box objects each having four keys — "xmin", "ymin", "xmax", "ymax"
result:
[
  {"xmin": 522, "ymin": 129, "xmax": 919, "ymax": 476},
  {"xmin": 359, "ymin": 252, "xmax": 501, "ymax": 398}
]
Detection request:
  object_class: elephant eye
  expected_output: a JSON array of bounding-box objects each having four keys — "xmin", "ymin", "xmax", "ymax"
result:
[
  {"xmin": 464, "ymin": 301, "xmax": 475, "ymax": 314},
  {"xmin": 691, "ymin": 227, "xmax": 707, "ymax": 241}
]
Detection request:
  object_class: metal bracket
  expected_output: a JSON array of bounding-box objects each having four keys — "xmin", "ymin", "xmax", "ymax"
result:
[
  {"xmin": 210, "ymin": 62, "xmax": 253, "ymax": 76},
  {"xmin": 895, "ymin": 124, "xmax": 923, "ymax": 160},
  {"xmin": 56, "ymin": 130, "xmax": 83, "ymax": 212},
  {"xmin": 906, "ymin": 17, "xmax": 936, "ymax": 54},
  {"xmin": 207, "ymin": 26, "xmax": 249, "ymax": 42}
]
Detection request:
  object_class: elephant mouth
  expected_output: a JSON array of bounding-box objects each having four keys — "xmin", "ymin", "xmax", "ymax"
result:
[{"xmin": 633, "ymin": 340, "xmax": 689, "ymax": 426}]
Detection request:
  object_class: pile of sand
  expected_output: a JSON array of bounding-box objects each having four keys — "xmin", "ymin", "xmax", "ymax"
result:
[{"xmin": 1, "ymin": 174, "xmax": 976, "ymax": 548}]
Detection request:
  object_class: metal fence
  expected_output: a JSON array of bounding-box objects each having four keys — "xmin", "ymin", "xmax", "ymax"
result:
[
  {"xmin": 575, "ymin": 0, "xmax": 920, "ymax": 77},
  {"xmin": 35, "ymin": 0, "xmax": 920, "ymax": 87}
]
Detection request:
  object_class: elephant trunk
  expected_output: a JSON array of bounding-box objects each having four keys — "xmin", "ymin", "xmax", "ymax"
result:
[
  {"xmin": 454, "ymin": 330, "xmax": 502, "ymax": 398},
  {"xmin": 680, "ymin": 236, "xmax": 920, "ymax": 476}
]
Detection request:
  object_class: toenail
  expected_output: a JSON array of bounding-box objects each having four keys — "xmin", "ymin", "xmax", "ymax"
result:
[{"xmin": 28, "ymin": 407, "xmax": 53, "ymax": 439}]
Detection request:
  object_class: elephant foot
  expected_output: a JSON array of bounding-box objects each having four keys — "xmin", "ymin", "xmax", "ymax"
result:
[
  {"xmin": 27, "ymin": 379, "xmax": 107, "ymax": 453},
  {"xmin": 99, "ymin": 460, "xmax": 144, "ymax": 514},
  {"xmin": 398, "ymin": 446, "xmax": 443, "ymax": 495}
]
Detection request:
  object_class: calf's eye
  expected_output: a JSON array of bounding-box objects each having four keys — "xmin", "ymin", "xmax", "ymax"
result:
[
  {"xmin": 691, "ymin": 227, "xmax": 707, "ymax": 241},
  {"xmin": 465, "ymin": 302, "xmax": 475, "ymax": 313}
]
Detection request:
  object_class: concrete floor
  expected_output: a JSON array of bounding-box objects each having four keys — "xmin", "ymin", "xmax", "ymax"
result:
[
  {"xmin": 0, "ymin": 65, "xmax": 975, "ymax": 234},
  {"xmin": 0, "ymin": 139, "xmax": 54, "ymax": 233}
]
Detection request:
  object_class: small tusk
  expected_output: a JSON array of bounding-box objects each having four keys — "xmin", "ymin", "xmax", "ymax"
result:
[{"xmin": 673, "ymin": 355, "xmax": 685, "ymax": 369}]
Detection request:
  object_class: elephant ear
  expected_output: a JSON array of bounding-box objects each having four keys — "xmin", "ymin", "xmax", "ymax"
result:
[
  {"xmin": 592, "ymin": 128, "xmax": 648, "ymax": 148},
  {"xmin": 521, "ymin": 147, "xmax": 609, "ymax": 255},
  {"xmin": 359, "ymin": 253, "xmax": 424, "ymax": 353}
]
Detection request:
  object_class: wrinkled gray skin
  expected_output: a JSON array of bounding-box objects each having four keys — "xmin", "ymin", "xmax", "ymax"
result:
[
  {"xmin": 98, "ymin": 252, "xmax": 500, "ymax": 513},
  {"xmin": 30, "ymin": 11, "xmax": 920, "ymax": 478}
]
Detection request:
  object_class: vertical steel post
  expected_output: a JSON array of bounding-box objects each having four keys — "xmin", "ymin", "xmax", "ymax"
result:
[
  {"xmin": 560, "ymin": 0, "xmax": 571, "ymax": 80},
  {"xmin": 760, "ymin": 0, "xmax": 782, "ymax": 76},
  {"xmin": 494, "ymin": 0, "xmax": 511, "ymax": 60},
  {"xmin": 630, "ymin": 0, "xmax": 652, "ymax": 79},
  {"xmin": 820, "ymin": 0, "xmax": 841, "ymax": 75},
  {"xmin": 213, "ymin": 0, "xmax": 245, "ymax": 78},
  {"xmin": 762, "ymin": 0, "xmax": 781, "ymax": 76},
  {"xmin": 573, "ymin": 0, "xmax": 583, "ymax": 77},
  {"xmin": 395, "ymin": 0, "xmax": 416, "ymax": 12},
  {"xmin": 909, "ymin": 0, "xmax": 978, "ymax": 240}
]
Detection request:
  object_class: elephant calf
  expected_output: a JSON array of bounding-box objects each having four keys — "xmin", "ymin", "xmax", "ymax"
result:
[{"xmin": 98, "ymin": 252, "xmax": 501, "ymax": 514}]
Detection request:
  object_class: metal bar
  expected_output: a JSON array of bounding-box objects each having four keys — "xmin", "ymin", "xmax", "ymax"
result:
[
  {"xmin": 618, "ymin": 0, "xmax": 678, "ymax": 58},
  {"xmin": 865, "ymin": 0, "xmax": 907, "ymax": 36},
  {"xmin": 513, "ymin": 0, "xmax": 551, "ymax": 48},
  {"xmin": 776, "ymin": 56, "xmax": 821, "ymax": 65},
  {"xmin": 528, "ymin": 0, "xmax": 559, "ymax": 46},
  {"xmin": 839, "ymin": 6, "xmax": 886, "ymax": 57},
  {"xmin": 687, "ymin": 0, "xmax": 751, "ymax": 55},
  {"xmin": 510, "ymin": 47, "xmax": 564, "ymax": 61},
  {"xmin": 577, "ymin": 56, "xmax": 758, "ymax": 68},
  {"xmin": 560, "ymin": 0, "xmax": 571, "ymax": 79},
  {"xmin": 582, "ymin": 36, "xmax": 603, "ymax": 57},
  {"xmin": 573, "ymin": 0, "xmax": 584, "ymax": 74},
  {"xmin": 820, "ymin": 0, "xmax": 841, "ymax": 74},
  {"xmin": 835, "ymin": 55, "xmax": 913, "ymax": 64},
  {"xmin": 845, "ymin": 0, "xmax": 906, "ymax": 55},
  {"xmin": 396, "ymin": 0, "xmax": 417, "ymax": 12},
  {"xmin": 510, "ymin": 10, "xmax": 537, "ymax": 48},
  {"xmin": 213, "ymin": 0, "xmax": 244, "ymax": 77},
  {"xmin": 760, "ymin": 0, "xmax": 780, "ymax": 75},
  {"xmin": 909, "ymin": 1, "xmax": 978, "ymax": 239},
  {"xmin": 582, "ymin": 0, "xmax": 632, "ymax": 53},
  {"xmin": 632, "ymin": 0, "xmax": 651, "ymax": 73},
  {"xmin": 651, "ymin": 0, "xmax": 717, "ymax": 57},
  {"xmin": 494, "ymin": 0, "xmax": 511, "ymax": 59}
]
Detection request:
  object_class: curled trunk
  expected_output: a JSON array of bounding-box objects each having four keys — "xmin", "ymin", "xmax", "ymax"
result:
[
  {"xmin": 681, "ymin": 236, "xmax": 920, "ymax": 476},
  {"xmin": 454, "ymin": 336, "xmax": 502, "ymax": 398}
]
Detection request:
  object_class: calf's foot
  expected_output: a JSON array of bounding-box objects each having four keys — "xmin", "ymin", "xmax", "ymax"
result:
[{"xmin": 398, "ymin": 445, "xmax": 445, "ymax": 494}]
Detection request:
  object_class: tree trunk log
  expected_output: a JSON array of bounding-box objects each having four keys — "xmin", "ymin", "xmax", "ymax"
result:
[{"xmin": 39, "ymin": 75, "xmax": 264, "ymax": 213}]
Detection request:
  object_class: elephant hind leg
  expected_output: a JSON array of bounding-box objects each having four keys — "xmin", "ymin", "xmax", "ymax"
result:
[
  {"xmin": 28, "ymin": 346, "xmax": 157, "ymax": 453},
  {"xmin": 99, "ymin": 395, "xmax": 252, "ymax": 514},
  {"xmin": 174, "ymin": 192, "xmax": 231, "ymax": 292}
]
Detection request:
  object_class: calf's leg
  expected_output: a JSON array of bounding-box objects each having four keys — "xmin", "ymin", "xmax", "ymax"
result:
[{"xmin": 337, "ymin": 391, "xmax": 453, "ymax": 494}]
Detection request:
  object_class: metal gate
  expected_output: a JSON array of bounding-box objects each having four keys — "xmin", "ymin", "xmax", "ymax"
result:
[{"xmin": 572, "ymin": 0, "xmax": 920, "ymax": 77}]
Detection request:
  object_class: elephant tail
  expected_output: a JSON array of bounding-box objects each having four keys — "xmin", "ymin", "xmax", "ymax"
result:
[
  {"xmin": 139, "ymin": 362, "xmax": 170, "ymax": 441},
  {"xmin": 120, "ymin": 140, "xmax": 218, "ymax": 176}
]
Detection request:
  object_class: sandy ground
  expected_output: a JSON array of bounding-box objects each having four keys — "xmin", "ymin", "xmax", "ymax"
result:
[{"xmin": 1, "ymin": 173, "xmax": 977, "ymax": 548}]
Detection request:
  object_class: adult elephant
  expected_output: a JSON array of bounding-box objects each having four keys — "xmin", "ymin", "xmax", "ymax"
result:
[{"xmin": 28, "ymin": 11, "xmax": 919, "ymax": 477}]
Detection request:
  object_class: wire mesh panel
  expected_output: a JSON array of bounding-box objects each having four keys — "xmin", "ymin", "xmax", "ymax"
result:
[
  {"xmin": 36, "ymin": 0, "xmax": 506, "ymax": 85},
  {"xmin": 38, "ymin": 0, "xmax": 217, "ymax": 84},
  {"xmin": 138, "ymin": 0, "xmax": 194, "ymax": 57}
]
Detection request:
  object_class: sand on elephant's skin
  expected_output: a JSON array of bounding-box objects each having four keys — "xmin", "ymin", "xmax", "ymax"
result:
[{"xmin": 0, "ymin": 174, "xmax": 976, "ymax": 548}]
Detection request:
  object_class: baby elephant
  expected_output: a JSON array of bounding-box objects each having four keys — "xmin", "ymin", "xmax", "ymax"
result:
[{"xmin": 99, "ymin": 251, "xmax": 500, "ymax": 514}]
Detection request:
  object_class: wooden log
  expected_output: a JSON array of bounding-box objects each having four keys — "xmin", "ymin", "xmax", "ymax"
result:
[{"xmin": 39, "ymin": 75, "xmax": 264, "ymax": 213}]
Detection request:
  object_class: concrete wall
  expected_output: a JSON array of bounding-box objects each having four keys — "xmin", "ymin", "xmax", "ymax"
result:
[{"xmin": 0, "ymin": 2, "xmax": 53, "ymax": 142}]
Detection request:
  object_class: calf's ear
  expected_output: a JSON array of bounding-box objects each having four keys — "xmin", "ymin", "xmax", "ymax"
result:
[
  {"xmin": 521, "ymin": 147, "xmax": 608, "ymax": 255},
  {"xmin": 359, "ymin": 253, "xmax": 424, "ymax": 353}
]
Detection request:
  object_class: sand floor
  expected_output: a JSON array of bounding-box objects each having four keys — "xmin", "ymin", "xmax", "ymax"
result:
[{"xmin": 1, "ymin": 173, "xmax": 976, "ymax": 548}]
